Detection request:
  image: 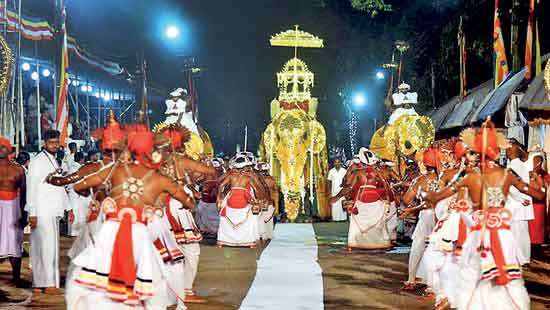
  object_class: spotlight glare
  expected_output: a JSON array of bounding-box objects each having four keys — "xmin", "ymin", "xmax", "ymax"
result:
[
  {"xmin": 376, "ymin": 71, "xmax": 385, "ymax": 80},
  {"xmin": 165, "ymin": 25, "xmax": 180, "ymax": 39},
  {"xmin": 42, "ymin": 68, "xmax": 51, "ymax": 77},
  {"xmin": 352, "ymin": 93, "xmax": 366, "ymax": 106},
  {"xmin": 22, "ymin": 62, "xmax": 31, "ymax": 71},
  {"xmin": 31, "ymin": 71, "xmax": 39, "ymax": 81}
]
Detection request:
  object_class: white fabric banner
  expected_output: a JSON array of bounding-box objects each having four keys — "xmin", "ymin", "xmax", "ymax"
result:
[{"xmin": 240, "ymin": 223, "xmax": 324, "ymax": 310}]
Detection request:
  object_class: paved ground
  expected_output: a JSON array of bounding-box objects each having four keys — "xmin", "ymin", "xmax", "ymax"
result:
[{"xmin": 1, "ymin": 223, "xmax": 549, "ymax": 309}]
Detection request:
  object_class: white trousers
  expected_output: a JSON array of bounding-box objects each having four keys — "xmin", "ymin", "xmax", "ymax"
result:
[
  {"xmin": 30, "ymin": 216, "xmax": 60, "ymax": 288},
  {"xmin": 511, "ymin": 221, "xmax": 531, "ymax": 264},
  {"xmin": 408, "ymin": 230, "xmax": 427, "ymax": 283},
  {"xmin": 179, "ymin": 243, "xmax": 200, "ymax": 293},
  {"xmin": 331, "ymin": 198, "xmax": 347, "ymax": 222}
]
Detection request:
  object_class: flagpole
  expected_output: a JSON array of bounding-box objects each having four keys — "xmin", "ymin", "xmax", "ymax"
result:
[
  {"xmin": 36, "ymin": 59, "xmax": 41, "ymax": 148},
  {"xmin": 244, "ymin": 125, "xmax": 248, "ymax": 152},
  {"xmin": 16, "ymin": 0, "xmax": 23, "ymax": 151}
]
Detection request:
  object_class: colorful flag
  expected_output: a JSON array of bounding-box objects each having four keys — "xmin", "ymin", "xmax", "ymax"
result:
[
  {"xmin": 493, "ymin": 0, "xmax": 509, "ymax": 88},
  {"xmin": 458, "ymin": 16, "xmax": 467, "ymax": 100},
  {"xmin": 0, "ymin": 4, "xmax": 54, "ymax": 41},
  {"xmin": 55, "ymin": 0, "xmax": 69, "ymax": 145},
  {"xmin": 524, "ymin": 0, "xmax": 535, "ymax": 79}
]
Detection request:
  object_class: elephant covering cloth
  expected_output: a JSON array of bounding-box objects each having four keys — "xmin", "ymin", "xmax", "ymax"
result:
[{"xmin": 217, "ymin": 187, "xmax": 258, "ymax": 247}]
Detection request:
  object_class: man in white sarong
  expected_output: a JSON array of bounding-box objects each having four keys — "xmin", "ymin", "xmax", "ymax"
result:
[
  {"xmin": 26, "ymin": 129, "xmax": 72, "ymax": 294},
  {"xmin": 327, "ymin": 158, "xmax": 347, "ymax": 222},
  {"xmin": 506, "ymin": 140, "xmax": 534, "ymax": 264},
  {"xmin": 216, "ymin": 153, "xmax": 262, "ymax": 248},
  {"xmin": 330, "ymin": 148, "xmax": 393, "ymax": 250},
  {"xmin": 0, "ymin": 137, "xmax": 26, "ymax": 285}
]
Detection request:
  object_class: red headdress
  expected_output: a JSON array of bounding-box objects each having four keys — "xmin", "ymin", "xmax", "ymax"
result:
[
  {"xmin": 461, "ymin": 118, "xmax": 509, "ymax": 161},
  {"xmin": 422, "ymin": 147, "xmax": 442, "ymax": 169},
  {"xmin": 454, "ymin": 141, "xmax": 468, "ymax": 159},
  {"xmin": 100, "ymin": 110, "xmax": 125, "ymax": 151},
  {"xmin": 0, "ymin": 136, "xmax": 12, "ymax": 151},
  {"xmin": 126, "ymin": 123, "xmax": 154, "ymax": 156},
  {"xmin": 160, "ymin": 124, "xmax": 191, "ymax": 150}
]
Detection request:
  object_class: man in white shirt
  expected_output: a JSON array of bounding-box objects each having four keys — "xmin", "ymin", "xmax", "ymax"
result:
[
  {"xmin": 506, "ymin": 139, "xmax": 534, "ymax": 264},
  {"xmin": 26, "ymin": 130, "xmax": 73, "ymax": 295},
  {"xmin": 327, "ymin": 158, "xmax": 347, "ymax": 222},
  {"xmin": 64, "ymin": 142, "xmax": 78, "ymax": 171}
]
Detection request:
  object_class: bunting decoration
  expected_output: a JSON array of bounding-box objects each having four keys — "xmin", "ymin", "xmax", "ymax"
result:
[
  {"xmin": 524, "ymin": 0, "xmax": 535, "ymax": 80},
  {"xmin": 493, "ymin": 0, "xmax": 509, "ymax": 88},
  {"xmin": 67, "ymin": 37, "xmax": 124, "ymax": 76},
  {"xmin": 0, "ymin": 4, "xmax": 54, "ymax": 41},
  {"xmin": 55, "ymin": 1, "xmax": 70, "ymax": 145}
]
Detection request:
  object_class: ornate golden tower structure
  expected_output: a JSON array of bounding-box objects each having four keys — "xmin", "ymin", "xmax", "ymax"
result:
[{"xmin": 259, "ymin": 26, "xmax": 329, "ymax": 222}]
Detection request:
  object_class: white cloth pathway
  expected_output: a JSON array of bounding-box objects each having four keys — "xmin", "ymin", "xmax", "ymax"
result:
[{"xmin": 240, "ymin": 223, "xmax": 324, "ymax": 310}]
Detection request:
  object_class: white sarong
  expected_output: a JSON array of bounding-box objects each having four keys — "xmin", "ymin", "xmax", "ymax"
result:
[
  {"xmin": 348, "ymin": 200, "xmax": 392, "ymax": 249},
  {"xmin": 455, "ymin": 229, "xmax": 530, "ymax": 310},
  {"xmin": 0, "ymin": 196, "xmax": 23, "ymax": 258},
  {"xmin": 217, "ymin": 204, "xmax": 258, "ymax": 247},
  {"xmin": 30, "ymin": 216, "xmax": 60, "ymax": 288},
  {"xmin": 68, "ymin": 190, "xmax": 92, "ymax": 237},
  {"xmin": 258, "ymin": 205, "xmax": 275, "ymax": 240}
]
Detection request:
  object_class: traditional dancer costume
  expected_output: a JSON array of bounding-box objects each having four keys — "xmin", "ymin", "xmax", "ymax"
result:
[
  {"xmin": 217, "ymin": 155, "xmax": 259, "ymax": 247},
  {"xmin": 196, "ymin": 179, "xmax": 220, "ymax": 235},
  {"xmin": 456, "ymin": 180, "xmax": 529, "ymax": 310},
  {"xmin": 347, "ymin": 148, "xmax": 393, "ymax": 250}
]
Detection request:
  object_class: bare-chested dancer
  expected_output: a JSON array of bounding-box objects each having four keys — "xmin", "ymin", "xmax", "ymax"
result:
[
  {"xmin": 65, "ymin": 125, "xmax": 195, "ymax": 310},
  {"xmin": 216, "ymin": 153, "xmax": 265, "ymax": 248},
  {"xmin": 0, "ymin": 137, "xmax": 26, "ymax": 285},
  {"xmin": 427, "ymin": 120, "xmax": 544, "ymax": 310}
]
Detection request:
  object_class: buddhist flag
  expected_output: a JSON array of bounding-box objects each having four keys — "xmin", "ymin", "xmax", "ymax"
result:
[
  {"xmin": 493, "ymin": 0, "xmax": 509, "ymax": 88},
  {"xmin": 524, "ymin": 0, "xmax": 535, "ymax": 79},
  {"xmin": 55, "ymin": 0, "xmax": 69, "ymax": 145}
]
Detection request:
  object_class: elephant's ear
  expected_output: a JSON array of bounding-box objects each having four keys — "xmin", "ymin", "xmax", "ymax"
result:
[
  {"xmin": 307, "ymin": 120, "xmax": 327, "ymax": 155},
  {"xmin": 270, "ymin": 99, "xmax": 281, "ymax": 119},
  {"xmin": 262, "ymin": 123, "xmax": 277, "ymax": 157}
]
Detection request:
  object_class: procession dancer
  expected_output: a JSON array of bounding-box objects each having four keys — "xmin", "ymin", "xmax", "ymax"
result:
[
  {"xmin": 26, "ymin": 129, "xmax": 73, "ymax": 295},
  {"xmin": 330, "ymin": 148, "xmax": 393, "ymax": 251},
  {"xmin": 428, "ymin": 119, "xmax": 544, "ymax": 310},
  {"xmin": 400, "ymin": 147, "xmax": 443, "ymax": 292},
  {"xmin": 216, "ymin": 153, "xmax": 263, "ymax": 248},
  {"xmin": 195, "ymin": 158, "xmax": 223, "ymax": 236},
  {"xmin": 154, "ymin": 126, "xmax": 216, "ymax": 303},
  {"xmin": 66, "ymin": 125, "xmax": 195, "ymax": 310},
  {"xmin": 255, "ymin": 162, "xmax": 277, "ymax": 241},
  {"xmin": 0, "ymin": 137, "xmax": 26, "ymax": 286}
]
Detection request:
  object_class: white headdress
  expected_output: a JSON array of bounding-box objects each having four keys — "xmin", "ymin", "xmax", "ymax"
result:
[
  {"xmin": 230, "ymin": 153, "xmax": 254, "ymax": 169},
  {"xmin": 358, "ymin": 147, "xmax": 379, "ymax": 165}
]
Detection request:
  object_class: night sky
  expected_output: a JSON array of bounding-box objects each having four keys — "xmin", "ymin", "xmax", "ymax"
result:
[
  {"xmin": 45, "ymin": 0, "xmax": 387, "ymax": 155},
  {"xmin": 20, "ymin": 0, "xmax": 548, "ymax": 156}
]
